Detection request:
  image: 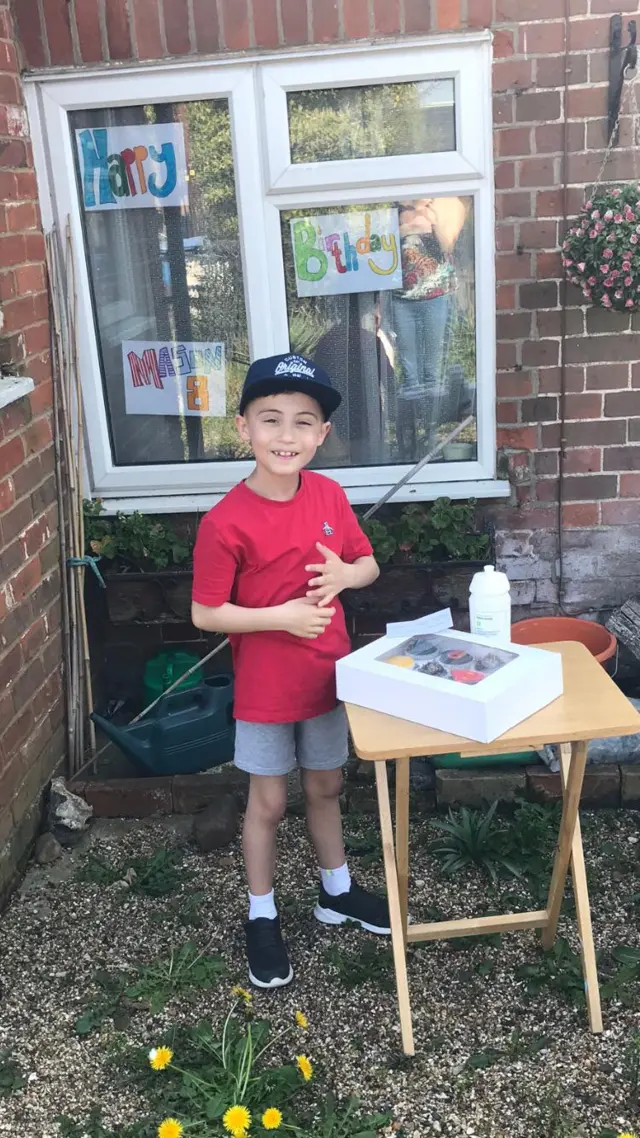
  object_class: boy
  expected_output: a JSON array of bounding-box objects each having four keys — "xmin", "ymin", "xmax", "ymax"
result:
[{"xmin": 191, "ymin": 353, "xmax": 390, "ymax": 989}]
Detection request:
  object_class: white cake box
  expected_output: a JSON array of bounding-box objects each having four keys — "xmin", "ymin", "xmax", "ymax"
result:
[{"xmin": 336, "ymin": 610, "xmax": 564, "ymax": 745}]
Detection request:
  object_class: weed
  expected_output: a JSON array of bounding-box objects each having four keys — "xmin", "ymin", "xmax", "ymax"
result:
[
  {"xmin": 344, "ymin": 829, "xmax": 382, "ymax": 868},
  {"xmin": 151, "ymin": 891, "xmax": 205, "ymax": 928},
  {"xmin": 464, "ymin": 1030, "xmax": 551, "ymax": 1071},
  {"xmin": 516, "ymin": 938, "xmax": 584, "ymax": 1006},
  {"xmin": 623, "ymin": 1031, "xmax": 640, "ymax": 1109},
  {"xmin": 303, "ymin": 1091, "xmax": 389, "ymax": 1137},
  {"xmin": 78, "ymin": 848, "xmax": 190, "ymax": 898},
  {"xmin": 324, "ymin": 942, "xmax": 394, "ymax": 992},
  {"xmin": 57, "ymin": 1109, "xmax": 153, "ymax": 1138},
  {"xmin": 536, "ymin": 1083, "xmax": 576, "ymax": 1138},
  {"xmin": 601, "ymin": 944, "xmax": 640, "ymax": 1008},
  {"xmin": 0, "ymin": 1051, "xmax": 25, "ymax": 1097},
  {"xmin": 430, "ymin": 802, "xmax": 522, "ymax": 884}
]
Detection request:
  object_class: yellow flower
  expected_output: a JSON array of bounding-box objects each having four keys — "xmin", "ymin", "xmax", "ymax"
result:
[
  {"xmin": 223, "ymin": 1105, "xmax": 251, "ymax": 1134},
  {"xmin": 149, "ymin": 1047, "xmax": 173, "ymax": 1071},
  {"xmin": 158, "ymin": 1119, "xmax": 183, "ymax": 1138},
  {"xmin": 619, "ymin": 1133, "xmax": 638, "ymax": 1137},
  {"xmin": 296, "ymin": 1054, "xmax": 313, "ymax": 1081},
  {"xmin": 295, "ymin": 1011, "xmax": 308, "ymax": 1030},
  {"xmin": 232, "ymin": 985, "xmax": 253, "ymax": 1004},
  {"xmin": 262, "ymin": 1107, "xmax": 283, "ymax": 1130}
]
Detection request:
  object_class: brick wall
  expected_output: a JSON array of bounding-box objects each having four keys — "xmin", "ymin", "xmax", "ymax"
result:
[
  {"xmin": 12, "ymin": 0, "xmax": 640, "ymax": 617},
  {"xmin": 1, "ymin": 0, "xmax": 65, "ymax": 905}
]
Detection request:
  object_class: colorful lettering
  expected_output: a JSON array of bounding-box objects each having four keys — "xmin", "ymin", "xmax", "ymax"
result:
[
  {"xmin": 107, "ymin": 153, "xmax": 130, "ymax": 199},
  {"xmin": 147, "ymin": 143, "xmax": 178, "ymax": 199},
  {"xmin": 368, "ymin": 233, "xmax": 399, "ymax": 277},
  {"xmin": 187, "ymin": 375, "xmax": 209, "ymax": 412},
  {"xmin": 355, "ymin": 213, "xmax": 371, "ymax": 254},
  {"xmin": 78, "ymin": 128, "xmax": 115, "ymax": 208},
  {"xmin": 127, "ymin": 348, "xmax": 164, "ymax": 389},
  {"xmin": 78, "ymin": 126, "xmax": 182, "ymax": 210},
  {"xmin": 292, "ymin": 219, "xmax": 328, "ymax": 282},
  {"xmin": 158, "ymin": 346, "xmax": 175, "ymax": 378}
]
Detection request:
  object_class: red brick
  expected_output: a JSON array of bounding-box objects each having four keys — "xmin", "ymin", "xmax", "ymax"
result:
[
  {"xmin": 343, "ymin": 0, "xmax": 370, "ymax": 36},
  {"xmin": 0, "ymin": 475, "xmax": 14, "ymax": 512},
  {"xmin": 281, "ymin": 0, "xmax": 308, "ymax": 42},
  {"xmin": 23, "ymin": 322, "xmax": 50, "ymax": 357},
  {"xmin": 8, "ymin": 558, "xmax": 42, "ymax": 605},
  {"xmin": 13, "ymin": 0, "xmax": 46, "ymax": 68},
  {"xmin": 404, "ymin": 0, "xmax": 431, "ymax": 32},
  {"xmin": 567, "ymin": 335, "xmax": 640, "ymax": 366},
  {"xmin": 570, "ymin": 16, "xmax": 611, "ymax": 50},
  {"xmin": 14, "ymin": 171, "xmax": 38, "ymax": 201},
  {"xmin": 585, "ymin": 364, "xmax": 629, "ymax": 391},
  {"xmin": 535, "ymin": 479, "xmax": 559, "ymax": 503},
  {"xmin": 373, "ymin": 0, "xmax": 399, "ymax": 32},
  {"xmin": 562, "ymin": 502, "xmax": 599, "ymax": 527},
  {"xmin": 496, "ymin": 284, "xmax": 517, "ymax": 309},
  {"xmin": 516, "ymin": 92, "xmax": 561, "ymax": 124},
  {"xmin": 132, "ymin": 0, "xmax": 164, "ymax": 58},
  {"xmin": 563, "ymin": 447, "xmax": 601, "ymax": 474},
  {"xmin": 633, "ymin": 363, "xmax": 640, "ymax": 390},
  {"xmin": 74, "ymin": 0, "xmax": 103, "ymax": 63},
  {"xmin": 0, "ymin": 75, "xmax": 20, "ymax": 107},
  {"xmin": 0, "ymin": 140, "xmax": 28, "ymax": 169},
  {"xmin": 467, "ymin": 0, "xmax": 491, "ymax": 25},
  {"xmin": 5, "ymin": 202, "xmax": 39, "ymax": 235},
  {"xmin": 23, "ymin": 416, "xmax": 53, "ymax": 457},
  {"xmin": 497, "ymin": 372, "xmax": 534, "ymax": 398},
  {"xmin": 497, "ymin": 312, "xmax": 532, "ymax": 340},
  {"xmin": 164, "ymin": 0, "xmax": 191, "ymax": 53},
  {"xmin": 14, "ymin": 264, "xmax": 46, "ymax": 296},
  {"xmin": 603, "ymin": 445, "xmax": 640, "ymax": 473},
  {"xmin": 493, "ymin": 95, "xmax": 514, "ymax": 126},
  {"xmin": 522, "ymin": 340, "xmax": 560, "ymax": 367},
  {"xmin": 43, "ymin": 0, "xmax": 75, "ymax": 64},
  {"xmin": 536, "ymin": 188, "xmax": 584, "ymax": 218},
  {"xmin": 519, "ymin": 220, "xmax": 557, "ymax": 249},
  {"xmin": 522, "ymin": 22, "xmax": 565, "ymax": 54},
  {"xmin": 534, "ymin": 450, "xmax": 559, "ymax": 477},
  {"xmin": 539, "ymin": 367, "xmax": 583, "ymax": 394},
  {"xmin": 105, "ymin": 0, "xmax": 132, "ymax": 59},
  {"xmin": 2, "ymin": 496, "xmax": 32, "ymax": 546},
  {"xmin": 29, "ymin": 380, "xmax": 53, "ymax": 418},
  {"xmin": 604, "ymin": 391, "xmax": 640, "ymax": 418},
  {"xmin": 0, "ymin": 270, "xmax": 15, "ymax": 304},
  {"xmin": 21, "ymin": 517, "xmax": 50, "ymax": 559},
  {"xmin": 493, "ymin": 59, "xmax": 534, "ymax": 93},
  {"xmin": 601, "ymin": 501, "xmax": 640, "ymax": 525},
  {"xmin": 518, "ymin": 157, "xmax": 556, "ymax": 188},
  {"xmin": 536, "ymin": 251, "xmax": 562, "ymax": 277},
  {"xmin": 435, "ymin": 0, "xmax": 461, "ymax": 29},
  {"xmin": 0, "ymin": 755, "xmax": 24, "ymax": 806},
  {"xmin": 496, "ymin": 225, "xmax": 516, "ymax": 254},
  {"xmin": 498, "ymin": 127, "xmax": 532, "ymax": 158},
  {"xmin": 24, "ymin": 231, "xmax": 45, "ymax": 262},
  {"xmin": 535, "ymin": 122, "xmax": 584, "ymax": 154},
  {"xmin": 497, "ymin": 400, "xmax": 519, "ymax": 425},
  {"xmin": 493, "ymin": 30, "xmax": 515, "ymax": 58},
  {"xmin": 0, "ymin": 435, "xmax": 25, "ymax": 479},
  {"xmin": 495, "ymin": 162, "xmax": 515, "ymax": 190},
  {"xmin": 567, "ymin": 86, "xmax": 607, "ymax": 119},
  {"xmin": 497, "ymin": 426, "xmax": 538, "ymax": 450},
  {"xmin": 496, "ymin": 252, "xmax": 532, "ymax": 281},
  {"xmin": 496, "ymin": 193, "xmax": 532, "ymax": 221},
  {"xmin": 252, "ymin": 0, "xmax": 279, "ymax": 46},
  {"xmin": 564, "ymin": 419, "xmax": 626, "ymax": 447},
  {"xmin": 589, "ymin": 50, "xmax": 609, "ymax": 84},
  {"xmin": 564, "ymin": 393, "xmax": 602, "ymax": 420},
  {"xmin": 621, "ymin": 473, "xmax": 640, "ymax": 498},
  {"xmin": 536, "ymin": 54, "xmax": 588, "ymax": 89},
  {"xmin": 311, "ymin": 0, "xmax": 339, "ymax": 40}
]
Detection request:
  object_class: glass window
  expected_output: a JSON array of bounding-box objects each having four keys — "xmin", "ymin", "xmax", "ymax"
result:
[
  {"xmin": 287, "ymin": 80, "xmax": 456, "ymax": 163},
  {"xmin": 280, "ymin": 196, "xmax": 476, "ymax": 469},
  {"xmin": 70, "ymin": 100, "xmax": 250, "ymax": 466}
]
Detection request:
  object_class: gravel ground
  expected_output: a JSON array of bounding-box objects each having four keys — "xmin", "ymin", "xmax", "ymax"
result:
[{"xmin": 0, "ymin": 808, "xmax": 640, "ymax": 1138}]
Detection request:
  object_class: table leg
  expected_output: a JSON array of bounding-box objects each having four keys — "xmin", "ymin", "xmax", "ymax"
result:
[
  {"xmin": 541, "ymin": 739, "xmax": 588, "ymax": 951},
  {"xmin": 375, "ymin": 760, "xmax": 415, "ymax": 1057},
  {"xmin": 395, "ymin": 758, "xmax": 410, "ymax": 941},
  {"xmin": 558, "ymin": 743, "xmax": 603, "ymax": 1033}
]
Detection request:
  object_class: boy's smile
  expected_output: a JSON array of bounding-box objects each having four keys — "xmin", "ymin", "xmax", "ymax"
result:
[{"xmin": 237, "ymin": 391, "xmax": 331, "ymax": 494}]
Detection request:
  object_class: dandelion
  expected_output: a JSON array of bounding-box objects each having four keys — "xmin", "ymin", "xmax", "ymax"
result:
[
  {"xmin": 232, "ymin": 986, "xmax": 253, "ymax": 1005},
  {"xmin": 618, "ymin": 1133, "xmax": 638, "ymax": 1137},
  {"xmin": 295, "ymin": 1011, "xmax": 308, "ymax": 1030},
  {"xmin": 296, "ymin": 1054, "xmax": 313, "ymax": 1081},
  {"xmin": 262, "ymin": 1108, "xmax": 283, "ymax": 1130},
  {"xmin": 158, "ymin": 1119, "xmax": 183, "ymax": 1138},
  {"xmin": 223, "ymin": 1105, "xmax": 252, "ymax": 1135},
  {"xmin": 149, "ymin": 1047, "xmax": 173, "ymax": 1071}
]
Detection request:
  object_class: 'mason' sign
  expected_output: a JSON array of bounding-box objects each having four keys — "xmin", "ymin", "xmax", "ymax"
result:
[
  {"xmin": 76, "ymin": 123, "xmax": 188, "ymax": 211},
  {"xmin": 122, "ymin": 341, "xmax": 225, "ymax": 418}
]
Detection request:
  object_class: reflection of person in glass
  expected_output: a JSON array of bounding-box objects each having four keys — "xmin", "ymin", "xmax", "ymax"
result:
[{"xmin": 393, "ymin": 197, "xmax": 466, "ymax": 406}]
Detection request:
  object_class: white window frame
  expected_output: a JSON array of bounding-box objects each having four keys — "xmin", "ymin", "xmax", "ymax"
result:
[{"xmin": 25, "ymin": 33, "xmax": 508, "ymax": 514}]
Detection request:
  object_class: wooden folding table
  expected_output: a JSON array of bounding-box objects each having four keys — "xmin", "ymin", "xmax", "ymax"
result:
[{"xmin": 345, "ymin": 641, "xmax": 640, "ymax": 1056}]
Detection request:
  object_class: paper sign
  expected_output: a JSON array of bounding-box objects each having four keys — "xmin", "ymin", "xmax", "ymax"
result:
[
  {"xmin": 122, "ymin": 341, "xmax": 225, "ymax": 418},
  {"xmin": 386, "ymin": 609, "xmax": 453, "ymax": 638},
  {"xmin": 291, "ymin": 209, "xmax": 402, "ymax": 298},
  {"xmin": 76, "ymin": 124, "xmax": 188, "ymax": 211}
]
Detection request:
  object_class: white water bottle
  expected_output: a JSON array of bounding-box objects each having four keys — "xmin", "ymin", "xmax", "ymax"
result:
[{"xmin": 469, "ymin": 565, "xmax": 511, "ymax": 644}]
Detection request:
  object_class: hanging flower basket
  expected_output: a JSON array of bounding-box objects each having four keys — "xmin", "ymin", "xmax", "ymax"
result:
[{"xmin": 562, "ymin": 184, "xmax": 640, "ymax": 312}]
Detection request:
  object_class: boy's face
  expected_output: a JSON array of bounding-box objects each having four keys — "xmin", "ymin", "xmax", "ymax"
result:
[{"xmin": 236, "ymin": 391, "xmax": 331, "ymax": 477}]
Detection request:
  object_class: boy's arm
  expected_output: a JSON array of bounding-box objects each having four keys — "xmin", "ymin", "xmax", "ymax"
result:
[
  {"xmin": 192, "ymin": 598, "xmax": 335, "ymax": 640},
  {"xmin": 305, "ymin": 545, "xmax": 379, "ymax": 608}
]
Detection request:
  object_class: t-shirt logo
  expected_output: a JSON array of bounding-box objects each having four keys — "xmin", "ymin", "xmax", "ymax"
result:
[{"xmin": 322, "ymin": 521, "xmax": 334, "ymax": 536}]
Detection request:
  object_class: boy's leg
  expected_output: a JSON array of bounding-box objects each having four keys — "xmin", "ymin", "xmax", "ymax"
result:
[
  {"xmin": 235, "ymin": 721, "xmax": 295, "ymax": 989},
  {"xmin": 297, "ymin": 707, "xmax": 391, "ymax": 935}
]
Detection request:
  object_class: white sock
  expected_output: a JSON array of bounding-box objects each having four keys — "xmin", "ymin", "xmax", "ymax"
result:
[
  {"xmin": 320, "ymin": 863, "xmax": 351, "ymax": 897},
  {"xmin": 248, "ymin": 889, "xmax": 277, "ymax": 922}
]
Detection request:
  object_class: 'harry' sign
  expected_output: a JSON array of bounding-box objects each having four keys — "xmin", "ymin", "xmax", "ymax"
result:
[
  {"xmin": 76, "ymin": 124, "xmax": 188, "ymax": 211},
  {"xmin": 291, "ymin": 209, "xmax": 402, "ymax": 298}
]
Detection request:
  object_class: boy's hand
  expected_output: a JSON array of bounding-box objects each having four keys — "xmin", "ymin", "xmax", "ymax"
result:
[
  {"xmin": 277, "ymin": 597, "xmax": 336, "ymax": 639},
  {"xmin": 306, "ymin": 543, "xmax": 354, "ymax": 608}
]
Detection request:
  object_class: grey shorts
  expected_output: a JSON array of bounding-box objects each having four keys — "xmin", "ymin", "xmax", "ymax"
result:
[{"xmin": 234, "ymin": 705, "xmax": 348, "ymax": 777}]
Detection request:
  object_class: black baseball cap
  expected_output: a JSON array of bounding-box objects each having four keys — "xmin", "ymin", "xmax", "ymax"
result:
[{"xmin": 238, "ymin": 353, "xmax": 342, "ymax": 419}]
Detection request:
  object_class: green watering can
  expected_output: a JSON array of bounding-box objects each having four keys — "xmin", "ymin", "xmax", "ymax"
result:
[{"xmin": 91, "ymin": 675, "xmax": 235, "ymax": 777}]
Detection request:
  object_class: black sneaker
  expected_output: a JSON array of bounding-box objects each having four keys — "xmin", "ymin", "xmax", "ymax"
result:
[
  {"xmin": 245, "ymin": 916, "xmax": 293, "ymax": 989},
  {"xmin": 314, "ymin": 881, "xmax": 391, "ymax": 935}
]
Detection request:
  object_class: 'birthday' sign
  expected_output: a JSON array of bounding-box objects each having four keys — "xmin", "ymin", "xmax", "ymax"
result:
[
  {"xmin": 76, "ymin": 124, "xmax": 188, "ymax": 211},
  {"xmin": 122, "ymin": 341, "xmax": 226, "ymax": 418},
  {"xmin": 291, "ymin": 209, "xmax": 402, "ymax": 298}
]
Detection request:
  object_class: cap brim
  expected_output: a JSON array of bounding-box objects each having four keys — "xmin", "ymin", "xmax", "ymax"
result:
[{"xmin": 239, "ymin": 376, "xmax": 341, "ymax": 417}]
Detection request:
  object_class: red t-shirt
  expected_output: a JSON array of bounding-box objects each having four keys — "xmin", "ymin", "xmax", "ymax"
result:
[{"xmin": 192, "ymin": 470, "xmax": 373, "ymax": 724}]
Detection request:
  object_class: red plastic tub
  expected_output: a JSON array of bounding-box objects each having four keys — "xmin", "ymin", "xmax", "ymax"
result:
[{"xmin": 510, "ymin": 616, "xmax": 617, "ymax": 667}]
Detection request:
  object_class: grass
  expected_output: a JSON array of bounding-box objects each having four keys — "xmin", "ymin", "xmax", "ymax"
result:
[
  {"xmin": 78, "ymin": 849, "xmax": 190, "ymax": 898},
  {"xmin": 324, "ymin": 942, "xmax": 395, "ymax": 992}
]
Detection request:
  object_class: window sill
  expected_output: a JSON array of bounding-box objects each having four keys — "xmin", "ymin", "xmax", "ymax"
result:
[
  {"xmin": 0, "ymin": 376, "xmax": 35, "ymax": 411},
  {"xmin": 95, "ymin": 479, "xmax": 512, "ymax": 515}
]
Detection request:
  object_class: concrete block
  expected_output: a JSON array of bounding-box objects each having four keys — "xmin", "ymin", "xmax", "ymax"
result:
[
  {"xmin": 173, "ymin": 767, "xmax": 249, "ymax": 813},
  {"xmin": 435, "ymin": 767, "xmax": 526, "ymax": 808},
  {"xmin": 536, "ymin": 579, "xmax": 560, "ymax": 604},
  {"xmin": 527, "ymin": 764, "xmax": 620, "ymax": 807},
  {"xmin": 510, "ymin": 580, "xmax": 536, "ymax": 605},
  {"xmin": 500, "ymin": 556, "xmax": 552, "ymax": 582},
  {"xmin": 83, "ymin": 778, "xmax": 173, "ymax": 818},
  {"xmin": 621, "ymin": 766, "xmax": 640, "ymax": 808},
  {"xmin": 495, "ymin": 531, "xmax": 533, "ymax": 558}
]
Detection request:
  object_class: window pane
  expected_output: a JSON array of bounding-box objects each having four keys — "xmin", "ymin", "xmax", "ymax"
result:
[
  {"xmin": 70, "ymin": 101, "xmax": 251, "ymax": 466},
  {"xmin": 287, "ymin": 81, "xmax": 455, "ymax": 163},
  {"xmin": 281, "ymin": 196, "xmax": 476, "ymax": 468}
]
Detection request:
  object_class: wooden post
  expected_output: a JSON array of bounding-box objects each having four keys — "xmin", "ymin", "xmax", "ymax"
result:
[{"xmin": 375, "ymin": 761, "xmax": 415, "ymax": 1056}]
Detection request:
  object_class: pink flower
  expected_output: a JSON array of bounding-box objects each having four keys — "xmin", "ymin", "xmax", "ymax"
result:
[
  {"xmin": 604, "ymin": 210, "xmax": 614, "ymax": 220},
  {"xmin": 591, "ymin": 209, "xmax": 601, "ymax": 220},
  {"xmin": 585, "ymin": 200, "xmax": 593, "ymax": 209},
  {"xmin": 589, "ymin": 229, "xmax": 597, "ymax": 238},
  {"xmin": 577, "ymin": 262, "xmax": 586, "ymax": 272},
  {"xmin": 614, "ymin": 214, "xmax": 623, "ymax": 223},
  {"xmin": 601, "ymin": 265, "xmax": 610, "ymax": 273},
  {"xmin": 623, "ymin": 261, "xmax": 632, "ymax": 271},
  {"xmin": 626, "ymin": 298, "xmax": 634, "ymax": 308},
  {"xmin": 562, "ymin": 240, "xmax": 570, "ymax": 250},
  {"xmin": 583, "ymin": 288, "xmax": 592, "ymax": 298},
  {"xmin": 604, "ymin": 277, "xmax": 614, "ymax": 287},
  {"xmin": 563, "ymin": 257, "xmax": 573, "ymax": 267},
  {"xmin": 588, "ymin": 276, "xmax": 597, "ymax": 285},
  {"xmin": 603, "ymin": 247, "xmax": 614, "ymax": 259},
  {"xmin": 615, "ymin": 290, "xmax": 623, "ymax": 299},
  {"xmin": 631, "ymin": 234, "xmax": 639, "ymax": 244},
  {"xmin": 595, "ymin": 222, "xmax": 604, "ymax": 232},
  {"xmin": 625, "ymin": 276, "xmax": 633, "ymax": 286},
  {"xmin": 602, "ymin": 294, "xmax": 612, "ymax": 307},
  {"xmin": 612, "ymin": 187, "xmax": 622, "ymax": 196}
]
